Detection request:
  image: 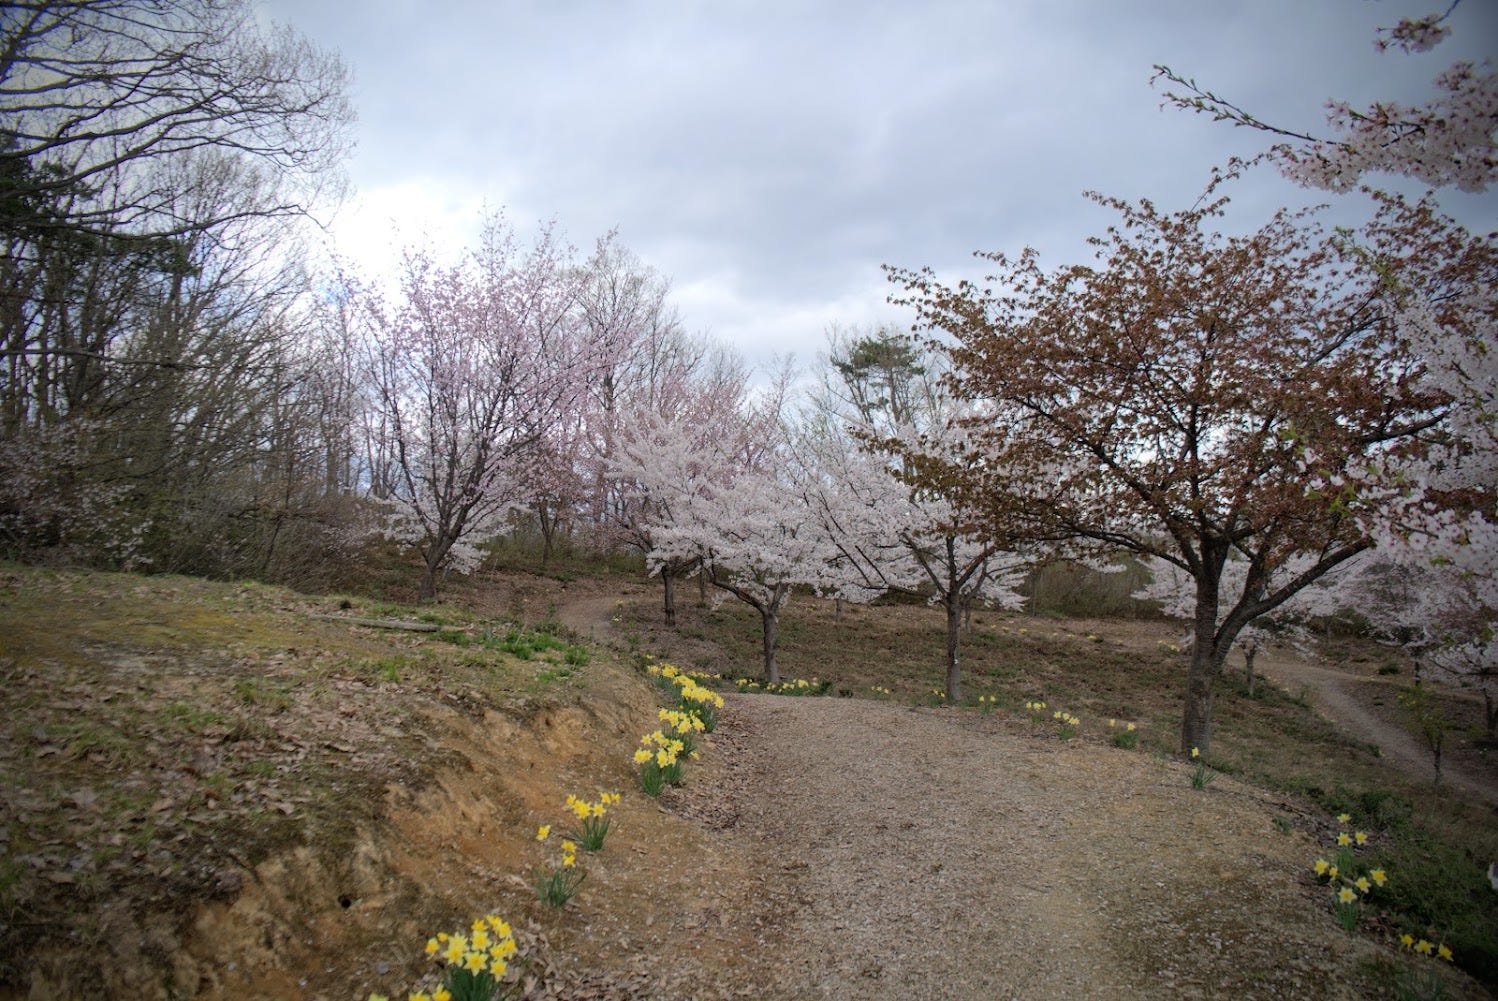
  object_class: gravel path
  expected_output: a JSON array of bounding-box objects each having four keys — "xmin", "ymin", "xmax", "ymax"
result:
[{"xmin": 676, "ymin": 694, "xmax": 1476, "ymax": 1001}]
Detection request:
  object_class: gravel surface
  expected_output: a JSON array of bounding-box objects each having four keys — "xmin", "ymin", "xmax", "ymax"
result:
[{"xmin": 640, "ymin": 693, "xmax": 1488, "ymax": 1001}]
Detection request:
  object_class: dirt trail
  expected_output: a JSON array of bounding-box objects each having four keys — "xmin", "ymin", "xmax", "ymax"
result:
[
  {"xmin": 680, "ymin": 695, "xmax": 1447, "ymax": 1001},
  {"xmin": 542, "ymin": 592, "xmax": 1489, "ymax": 999},
  {"xmin": 1256, "ymin": 652, "xmax": 1498, "ymax": 807}
]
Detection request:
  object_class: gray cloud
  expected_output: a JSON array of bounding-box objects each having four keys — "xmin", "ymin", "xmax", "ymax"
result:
[{"xmin": 261, "ymin": 0, "xmax": 1498, "ymax": 369}]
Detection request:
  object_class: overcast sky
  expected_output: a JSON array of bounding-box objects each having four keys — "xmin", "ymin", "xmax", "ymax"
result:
[{"xmin": 257, "ymin": 0, "xmax": 1497, "ymax": 374}]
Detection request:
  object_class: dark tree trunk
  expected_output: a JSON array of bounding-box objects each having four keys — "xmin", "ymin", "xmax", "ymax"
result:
[
  {"xmin": 945, "ymin": 595, "xmax": 962, "ymax": 702},
  {"xmin": 697, "ymin": 568, "xmax": 707, "ymax": 607},
  {"xmin": 1243, "ymin": 644, "xmax": 1258, "ymax": 699},
  {"xmin": 762, "ymin": 606, "xmax": 779, "ymax": 685},
  {"xmin": 662, "ymin": 571, "xmax": 677, "ymax": 627},
  {"xmin": 1182, "ymin": 568, "xmax": 1225, "ymax": 755},
  {"xmin": 418, "ymin": 533, "xmax": 455, "ymax": 602}
]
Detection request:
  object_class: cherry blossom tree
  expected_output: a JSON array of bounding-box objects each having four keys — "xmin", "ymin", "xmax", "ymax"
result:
[
  {"xmin": 1152, "ymin": 4, "xmax": 1496, "ymax": 193},
  {"xmin": 1134, "ymin": 556, "xmax": 1346, "ymax": 698},
  {"xmin": 796, "ymin": 382, "xmax": 1028, "ymax": 701},
  {"xmin": 358, "ymin": 216, "xmax": 595, "ymax": 600},
  {"xmin": 607, "ymin": 348, "xmax": 755, "ymax": 624},
  {"xmin": 1157, "ymin": 6, "xmax": 1498, "ymax": 717},
  {"xmin": 885, "ymin": 189, "xmax": 1494, "ymax": 757}
]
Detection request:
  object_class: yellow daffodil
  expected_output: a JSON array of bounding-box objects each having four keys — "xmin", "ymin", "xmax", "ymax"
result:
[
  {"xmin": 1401, "ymin": 934, "xmax": 1415, "ymax": 948},
  {"xmin": 471, "ymin": 928, "xmax": 490, "ymax": 951},
  {"xmin": 409, "ymin": 993, "xmax": 429, "ymax": 1001},
  {"xmin": 1337, "ymin": 813, "xmax": 1351, "ymax": 824},
  {"xmin": 1354, "ymin": 831, "xmax": 1368, "ymax": 845},
  {"xmin": 425, "ymin": 937, "xmax": 440, "ymax": 957},
  {"xmin": 1190, "ymin": 747, "xmax": 1200, "ymax": 758},
  {"xmin": 1437, "ymin": 944, "xmax": 1453, "ymax": 961},
  {"xmin": 536, "ymin": 824, "xmax": 551, "ymax": 841},
  {"xmin": 1354, "ymin": 877, "xmax": 1371, "ymax": 894},
  {"xmin": 490, "ymin": 957, "xmax": 508, "ymax": 977},
  {"xmin": 1337, "ymin": 887, "xmax": 1357, "ymax": 904},
  {"xmin": 1336, "ymin": 833, "xmax": 1352, "ymax": 847},
  {"xmin": 462, "ymin": 950, "xmax": 487, "ymax": 973},
  {"xmin": 634, "ymin": 749, "xmax": 651, "ymax": 764},
  {"xmin": 1313, "ymin": 859, "xmax": 1330, "ymax": 876},
  {"xmin": 1328, "ymin": 866, "xmax": 1339, "ymax": 879},
  {"xmin": 562, "ymin": 853, "xmax": 576, "ymax": 868},
  {"xmin": 434, "ymin": 988, "xmax": 452, "ymax": 1001},
  {"xmin": 443, "ymin": 936, "xmax": 467, "ymax": 965},
  {"xmin": 1370, "ymin": 869, "xmax": 1387, "ymax": 887},
  {"xmin": 1126, "ymin": 722, "xmax": 1136, "ymax": 731},
  {"xmin": 1415, "ymin": 940, "xmax": 1434, "ymax": 956}
]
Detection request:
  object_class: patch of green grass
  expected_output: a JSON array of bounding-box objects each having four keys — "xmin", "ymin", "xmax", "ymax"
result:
[{"xmin": 231, "ymin": 677, "xmax": 293, "ymax": 712}]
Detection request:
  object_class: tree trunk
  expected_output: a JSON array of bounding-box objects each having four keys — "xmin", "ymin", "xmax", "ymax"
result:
[
  {"xmin": 834, "ymin": 597, "xmax": 842, "ymax": 622},
  {"xmin": 1182, "ymin": 645, "xmax": 1218, "ymax": 757},
  {"xmin": 1485, "ymin": 691, "xmax": 1496, "ymax": 741},
  {"xmin": 1244, "ymin": 645, "xmax": 1258, "ymax": 699},
  {"xmin": 697, "ymin": 567, "xmax": 707, "ymax": 607},
  {"xmin": 419, "ymin": 534, "xmax": 454, "ymax": 602},
  {"xmin": 945, "ymin": 597, "xmax": 962, "ymax": 702},
  {"xmin": 1182, "ymin": 566, "xmax": 1228, "ymax": 756},
  {"xmin": 662, "ymin": 571, "xmax": 676, "ymax": 627},
  {"xmin": 537, "ymin": 502, "xmax": 555, "ymax": 565},
  {"xmin": 762, "ymin": 607, "xmax": 780, "ymax": 685}
]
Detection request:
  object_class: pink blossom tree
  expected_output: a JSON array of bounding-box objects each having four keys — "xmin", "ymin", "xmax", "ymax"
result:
[{"xmin": 358, "ymin": 215, "xmax": 596, "ymax": 600}]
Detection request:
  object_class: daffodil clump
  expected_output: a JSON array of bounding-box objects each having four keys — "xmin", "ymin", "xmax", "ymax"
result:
[
  {"xmin": 1394, "ymin": 932, "xmax": 1455, "ymax": 1000},
  {"xmin": 1188, "ymin": 746, "xmax": 1216, "ymax": 789},
  {"xmin": 633, "ymin": 730, "xmax": 687, "ymax": 796},
  {"xmin": 658, "ymin": 707, "xmax": 705, "ymax": 755},
  {"xmin": 1311, "ymin": 814, "xmax": 1385, "ymax": 931},
  {"xmin": 1023, "ymin": 699, "xmax": 1048, "ymax": 722},
  {"xmin": 1106, "ymin": 718, "xmax": 1139, "ymax": 750},
  {"xmin": 366, "ymin": 913, "xmax": 521, "ymax": 1001},
  {"xmin": 564, "ymin": 791, "xmax": 621, "ymax": 851},
  {"xmin": 975, "ymin": 694, "xmax": 998, "ymax": 715},
  {"xmin": 734, "ymin": 676, "xmax": 830, "ymax": 697},
  {"xmin": 1051, "ymin": 709, "xmax": 1081, "ymax": 739},
  {"xmin": 533, "ymin": 826, "xmax": 584, "ymax": 908},
  {"xmin": 870, "ymin": 685, "xmax": 892, "ymax": 700},
  {"xmin": 672, "ymin": 670, "xmax": 725, "ymax": 732}
]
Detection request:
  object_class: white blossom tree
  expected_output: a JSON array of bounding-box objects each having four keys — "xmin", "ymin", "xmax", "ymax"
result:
[
  {"xmin": 795, "ymin": 406, "xmax": 1028, "ymax": 701},
  {"xmin": 358, "ymin": 216, "xmax": 597, "ymax": 600}
]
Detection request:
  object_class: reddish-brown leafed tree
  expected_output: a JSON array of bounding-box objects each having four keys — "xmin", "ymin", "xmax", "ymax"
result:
[{"xmin": 885, "ymin": 190, "xmax": 1496, "ymax": 756}]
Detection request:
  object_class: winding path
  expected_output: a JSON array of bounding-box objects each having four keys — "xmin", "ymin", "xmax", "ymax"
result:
[{"xmin": 1255, "ymin": 652, "xmax": 1498, "ymax": 807}]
